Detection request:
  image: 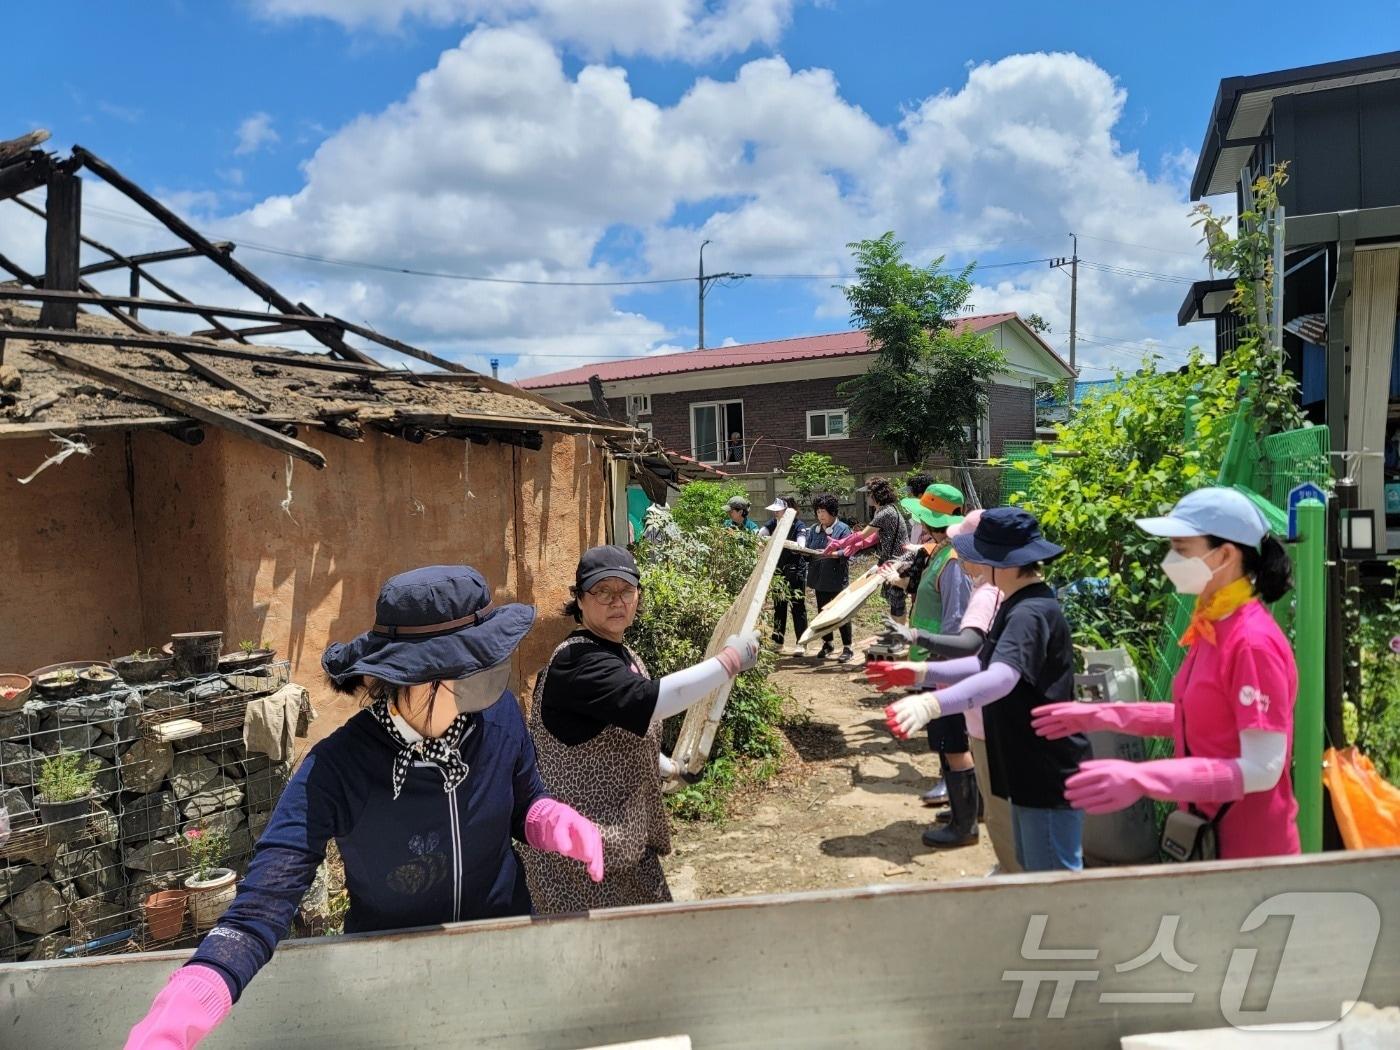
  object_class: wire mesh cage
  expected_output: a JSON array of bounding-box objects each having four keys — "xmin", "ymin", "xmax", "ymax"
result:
[{"xmin": 0, "ymin": 662, "xmax": 303, "ymax": 962}]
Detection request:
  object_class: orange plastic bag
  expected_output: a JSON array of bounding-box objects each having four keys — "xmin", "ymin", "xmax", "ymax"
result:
[{"xmin": 1324, "ymin": 747, "xmax": 1400, "ymax": 849}]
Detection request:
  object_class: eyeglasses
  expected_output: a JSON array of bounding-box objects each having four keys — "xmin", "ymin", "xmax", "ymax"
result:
[{"xmin": 587, "ymin": 586, "xmax": 638, "ymax": 606}]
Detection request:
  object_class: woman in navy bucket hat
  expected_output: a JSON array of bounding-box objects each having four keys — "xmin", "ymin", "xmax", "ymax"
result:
[
  {"xmin": 866, "ymin": 508, "xmax": 1092, "ymax": 872},
  {"xmin": 127, "ymin": 566, "xmax": 604, "ymax": 1050}
]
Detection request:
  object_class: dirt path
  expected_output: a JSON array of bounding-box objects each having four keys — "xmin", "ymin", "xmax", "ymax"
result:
[{"xmin": 663, "ymin": 651, "xmax": 995, "ymax": 901}]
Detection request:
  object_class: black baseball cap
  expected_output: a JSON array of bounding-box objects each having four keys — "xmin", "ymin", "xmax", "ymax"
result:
[{"xmin": 576, "ymin": 545, "xmax": 640, "ymax": 592}]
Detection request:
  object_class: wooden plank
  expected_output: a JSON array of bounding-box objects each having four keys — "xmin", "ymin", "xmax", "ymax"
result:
[
  {"xmin": 0, "ymin": 287, "xmax": 340, "ymax": 328},
  {"xmin": 26, "ymin": 346, "xmax": 326, "ymax": 468},
  {"xmin": 0, "ymin": 415, "xmax": 186, "ymax": 439},
  {"xmin": 72, "ymin": 147, "xmax": 374, "ymax": 365},
  {"xmin": 38, "ymin": 171, "xmax": 81, "ymax": 328},
  {"xmin": 188, "ymin": 321, "xmax": 306, "ymax": 340},
  {"xmin": 323, "ymin": 313, "xmax": 470, "ymax": 373},
  {"xmin": 670, "ymin": 509, "xmax": 794, "ymax": 779},
  {"xmin": 797, "ymin": 564, "xmax": 884, "ymax": 646},
  {"xmin": 10, "ymin": 195, "xmax": 248, "ymax": 343},
  {"xmin": 2, "ymin": 850, "xmax": 1396, "ymax": 1048},
  {"xmin": 0, "ymin": 129, "xmax": 50, "ymax": 166},
  {"xmin": 266, "ymin": 309, "xmax": 635, "ymax": 437},
  {"xmin": 0, "ymin": 155, "xmax": 54, "ymax": 201},
  {"xmin": 25, "ymin": 245, "xmax": 230, "ymax": 284},
  {"xmin": 0, "ymin": 325, "xmax": 398, "ymax": 376}
]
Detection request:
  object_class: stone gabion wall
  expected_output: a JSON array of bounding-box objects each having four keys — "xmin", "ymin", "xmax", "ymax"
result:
[{"xmin": 0, "ymin": 666, "xmax": 296, "ymax": 961}]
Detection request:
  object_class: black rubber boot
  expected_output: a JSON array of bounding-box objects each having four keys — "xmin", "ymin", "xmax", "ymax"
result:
[
  {"xmin": 923, "ymin": 768, "xmax": 980, "ymax": 849},
  {"xmin": 921, "ymin": 751, "xmax": 949, "ymax": 807}
]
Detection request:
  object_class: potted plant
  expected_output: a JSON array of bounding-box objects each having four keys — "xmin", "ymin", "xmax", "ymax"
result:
[
  {"xmin": 0, "ymin": 674, "xmax": 30, "ymax": 713},
  {"xmin": 171, "ymin": 631, "xmax": 224, "ymax": 678},
  {"xmin": 113, "ymin": 647, "xmax": 175, "ymax": 684},
  {"xmin": 34, "ymin": 668, "xmax": 82, "ymax": 702},
  {"xmin": 184, "ymin": 824, "xmax": 236, "ymax": 930},
  {"xmin": 79, "ymin": 664, "xmax": 120, "ymax": 695},
  {"xmin": 36, "ymin": 750, "xmax": 99, "ymax": 844},
  {"xmin": 218, "ymin": 640, "xmax": 276, "ymax": 674},
  {"xmin": 143, "ymin": 888, "xmax": 188, "ymax": 941}
]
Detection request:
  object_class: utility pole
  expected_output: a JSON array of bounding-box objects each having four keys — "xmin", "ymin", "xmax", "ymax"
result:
[
  {"xmin": 697, "ymin": 239, "xmax": 749, "ymax": 349},
  {"xmin": 1050, "ymin": 234, "xmax": 1079, "ymax": 406}
]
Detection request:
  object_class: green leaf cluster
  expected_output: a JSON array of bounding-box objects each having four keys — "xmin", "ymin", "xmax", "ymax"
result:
[
  {"xmin": 837, "ymin": 232, "xmax": 1006, "ymax": 465},
  {"xmin": 669, "ymin": 479, "xmax": 752, "ymax": 533},
  {"xmin": 1010, "ymin": 351, "xmax": 1242, "ymax": 648},
  {"xmin": 784, "ymin": 451, "xmax": 854, "ymax": 504}
]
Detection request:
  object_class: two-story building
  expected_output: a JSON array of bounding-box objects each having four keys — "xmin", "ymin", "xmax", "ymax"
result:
[
  {"xmin": 518, "ymin": 313, "xmax": 1074, "ymax": 510},
  {"xmin": 1179, "ymin": 49, "xmax": 1400, "ymax": 551}
]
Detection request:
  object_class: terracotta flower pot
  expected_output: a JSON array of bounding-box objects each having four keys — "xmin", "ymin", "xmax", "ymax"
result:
[
  {"xmin": 0, "ymin": 674, "xmax": 31, "ymax": 712},
  {"xmin": 144, "ymin": 890, "xmax": 188, "ymax": 941},
  {"xmin": 185, "ymin": 868, "xmax": 237, "ymax": 930}
]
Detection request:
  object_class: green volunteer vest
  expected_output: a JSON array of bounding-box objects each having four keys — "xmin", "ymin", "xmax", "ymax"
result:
[{"xmin": 909, "ymin": 543, "xmax": 955, "ymax": 661}]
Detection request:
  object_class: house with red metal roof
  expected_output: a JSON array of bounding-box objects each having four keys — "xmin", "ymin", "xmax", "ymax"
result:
[{"xmin": 518, "ymin": 313, "xmax": 1074, "ymax": 483}]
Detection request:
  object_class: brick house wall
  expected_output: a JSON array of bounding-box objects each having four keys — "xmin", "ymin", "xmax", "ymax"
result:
[{"xmin": 569, "ymin": 376, "xmax": 1034, "ymax": 471}]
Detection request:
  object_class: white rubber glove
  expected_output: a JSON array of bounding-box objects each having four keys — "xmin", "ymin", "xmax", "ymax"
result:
[
  {"xmin": 883, "ymin": 692, "xmax": 944, "ymax": 740},
  {"xmin": 716, "ymin": 630, "xmax": 761, "ymax": 676}
]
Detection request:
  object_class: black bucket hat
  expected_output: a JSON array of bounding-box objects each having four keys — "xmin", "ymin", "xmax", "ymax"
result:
[
  {"xmin": 951, "ymin": 507, "xmax": 1064, "ymax": 568},
  {"xmin": 322, "ymin": 566, "xmax": 535, "ymax": 687}
]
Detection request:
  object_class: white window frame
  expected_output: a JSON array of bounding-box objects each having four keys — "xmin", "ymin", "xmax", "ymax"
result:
[
  {"xmin": 690, "ymin": 399, "xmax": 744, "ymax": 465},
  {"xmin": 962, "ymin": 415, "xmax": 990, "ymax": 460},
  {"xmin": 636, "ymin": 421, "xmax": 654, "ymax": 439},
  {"xmin": 626, "ymin": 393, "xmax": 652, "ymax": 418},
  {"xmin": 806, "ymin": 408, "xmax": 849, "ymax": 441}
]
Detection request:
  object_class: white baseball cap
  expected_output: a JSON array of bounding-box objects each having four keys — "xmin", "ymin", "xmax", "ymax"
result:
[
  {"xmin": 1136, "ymin": 487, "xmax": 1269, "ymax": 549},
  {"xmin": 765, "ymin": 498, "xmax": 788, "ymax": 513}
]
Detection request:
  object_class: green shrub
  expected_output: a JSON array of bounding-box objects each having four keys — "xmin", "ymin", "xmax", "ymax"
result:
[
  {"xmin": 669, "ymin": 480, "xmax": 751, "ymax": 533},
  {"xmin": 1009, "ymin": 351, "xmax": 1240, "ymax": 660},
  {"xmin": 1349, "ymin": 581, "xmax": 1400, "ymax": 785},
  {"xmin": 785, "ymin": 452, "xmax": 854, "ymax": 504}
]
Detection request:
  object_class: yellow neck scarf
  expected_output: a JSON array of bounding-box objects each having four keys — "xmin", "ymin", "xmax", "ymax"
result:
[{"xmin": 1180, "ymin": 577, "xmax": 1255, "ymax": 648}]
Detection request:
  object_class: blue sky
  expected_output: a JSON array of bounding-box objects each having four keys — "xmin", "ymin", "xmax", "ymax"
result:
[{"xmin": 4, "ymin": 2, "xmax": 1399, "ymax": 380}]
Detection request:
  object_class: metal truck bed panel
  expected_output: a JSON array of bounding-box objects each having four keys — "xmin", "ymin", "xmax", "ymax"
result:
[{"xmin": 3, "ymin": 850, "xmax": 1398, "ymax": 1049}]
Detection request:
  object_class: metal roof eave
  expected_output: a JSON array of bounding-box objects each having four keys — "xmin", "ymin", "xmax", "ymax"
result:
[{"xmin": 1189, "ymin": 50, "xmax": 1400, "ymax": 202}]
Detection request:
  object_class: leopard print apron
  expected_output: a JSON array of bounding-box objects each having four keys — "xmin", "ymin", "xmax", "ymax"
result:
[{"xmin": 519, "ymin": 634, "xmax": 672, "ymax": 913}]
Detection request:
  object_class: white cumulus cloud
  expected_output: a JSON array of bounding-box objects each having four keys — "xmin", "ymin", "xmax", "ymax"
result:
[
  {"xmin": 250, "ymin": 0, "xmax": 804, "ymax": 62},
  {"xmin": 235, "ymin": 112, "xmax": 280, "ymax": 155}
]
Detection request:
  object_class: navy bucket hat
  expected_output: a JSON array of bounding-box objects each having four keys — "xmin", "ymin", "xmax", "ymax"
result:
[
  {"xmin": 322, "ymin": 566, "xmax": 535, "ymax": 687},
  {"xmin": 951, "ymin": 507, "xmax": 1064, "ymax": 568}
]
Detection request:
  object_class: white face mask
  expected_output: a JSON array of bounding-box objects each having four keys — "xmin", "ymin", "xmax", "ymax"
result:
[
  {"xmin": 444, "ymin": 661, "xmax": 513, "ymax": 714},
  {"xmin": 1161, "ymin": 550, "xmax": 1221, "ymax": 595}
]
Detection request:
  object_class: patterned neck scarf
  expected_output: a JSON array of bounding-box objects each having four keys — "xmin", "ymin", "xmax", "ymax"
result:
[
  {"xmin": 370, "ymin": 691, "xmax": 474, "ymax": 800},
  {"xmin": 1180, "ymin": 577, "xmax": 1256, "ymax": 648}
]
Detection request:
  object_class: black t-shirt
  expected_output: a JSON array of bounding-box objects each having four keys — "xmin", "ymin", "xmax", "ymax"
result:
[
  {"xmin": 540, "ymin": 630, "xmax": 660, "ymax": 746},
  {"xmin": 980, "ymin": 582, "xmax": 1091, "ymax": 808}
]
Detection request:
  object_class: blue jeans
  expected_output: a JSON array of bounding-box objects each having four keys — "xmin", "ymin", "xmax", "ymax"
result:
[{"xmin": 1011, "ymin": 804, "xmax": 1085, "ymax": 872}]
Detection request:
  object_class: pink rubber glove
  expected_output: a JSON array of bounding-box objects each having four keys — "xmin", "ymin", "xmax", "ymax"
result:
[
  {"xmin": 1064, "ymin": 758, "xmax": 1244, "ymax": 814},
  {"xmin": 842, "ymin": 530, "xmax": 879, "ymax": 556},
  {"xmin": 125, "ymin": 964, "xmax": 232, "ymax": 1050},
  {"xmin": 1033, "ymin": 701, "xmax": 1175, "ymax": 740},
  {"xmin": 865, "ymin": 661, "xmax": 919, "ymax": 693},
  {"xmin": 525, "ymin": 798, "xmax": 605, "ymax": 882}
]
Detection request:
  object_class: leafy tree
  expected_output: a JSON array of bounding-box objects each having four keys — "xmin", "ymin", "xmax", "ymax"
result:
[
  {"xmin": 838, "ymin": 232, "xmax": 1006, "ymax": 501},
  {"xmin": 669, "ymin": 479, "xmax": 751, "ymax": 533},
  {"xmin": 1191, "ymin": 164, "xmax": 1303, "ymax": 435},
  {"xmin": 784, "ymin": 451, "xmax": 854, "ymax": 504},
  {"xmin": 1010, "ymin": 351, "xmax": 1242, "ymax": 658},
  {"xmin": 1023, "ymin": 313, "xmax": 1052, "ymax": 334}
]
